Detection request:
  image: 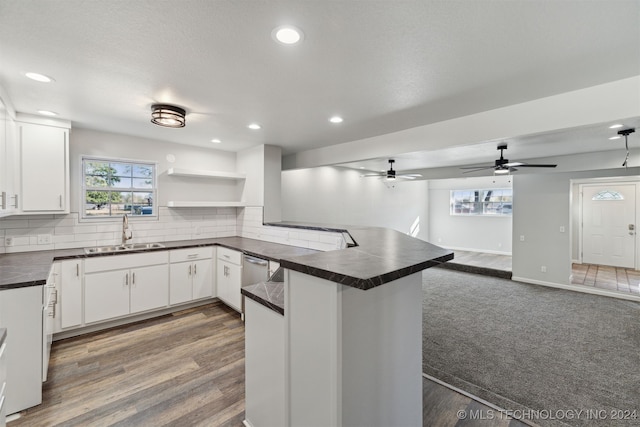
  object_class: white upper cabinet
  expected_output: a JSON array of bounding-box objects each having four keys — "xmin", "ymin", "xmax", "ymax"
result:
[
  {"xmin": 19, "ymin": 121, "xmax": 69, "ymax": 213},
  {"xmin": 0, "ymin": 97, "xmax": 17, "ymax": 216}
]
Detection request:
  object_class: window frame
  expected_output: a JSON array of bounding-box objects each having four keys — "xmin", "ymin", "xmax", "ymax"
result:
[
  {"xmin": 450, "ymin": 188, "xmax": 513, "ymax": 216},
  {"xmin": 80, "ymin": 155, "xmax": 158, "ymax": 221}
]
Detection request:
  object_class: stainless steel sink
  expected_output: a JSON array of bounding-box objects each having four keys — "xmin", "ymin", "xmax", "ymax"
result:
[{"xmin": 84, "ymin": 242, "xmax": 165, "ymax": 254}]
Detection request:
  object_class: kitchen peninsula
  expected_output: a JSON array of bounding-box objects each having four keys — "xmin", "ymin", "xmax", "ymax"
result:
[
  {"xmin": 242, "ymin": 223, "xmax": 453, "ymax": 427},
  {"xmin": 0, "ymin": 224, "xmax": 452, "ymax": 426}
]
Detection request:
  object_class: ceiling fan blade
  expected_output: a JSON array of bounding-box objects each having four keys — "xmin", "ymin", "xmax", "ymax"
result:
[
  {"xmin": 460, "ymin": 165, "xmax": 493, "ymax": 170},
  {"xmin": 462, "ymin": 168, "xmax": 494, "ymax": 174},
  {"xmin": 396, "ymin": 175, "xmax": 417, "ymax": 180},
  {"xmin": 517, "ymin": 164, "xmax": 557, "ymax": 168},
  {"xmin": 503, "ymin": 162, "xmax": 524, "ymax": 167},
  {"xmin": 360, "ymin": 173, "xmax": 384, "ymax": 177},
  {"xmin": 399, "ymin": 173, "xmax": 422, "ymax": 178}
]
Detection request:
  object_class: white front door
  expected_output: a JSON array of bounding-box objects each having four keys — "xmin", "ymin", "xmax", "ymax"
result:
[{"xmin": 582, "ymin": 184, "xmax": 636, "ymax": 268}]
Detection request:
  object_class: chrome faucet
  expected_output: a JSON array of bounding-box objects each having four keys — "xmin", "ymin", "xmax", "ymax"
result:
[{"xmin": 122, "ymin": 214, "xmax": 133, "ymax": 245}]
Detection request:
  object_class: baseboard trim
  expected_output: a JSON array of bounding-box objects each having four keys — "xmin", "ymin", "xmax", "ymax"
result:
[
  {"xmin": 511, "ymin": 276, "xmax": 640, "ymax": 302},
  {"xmin": 422, "ymin": 373, "xmax": 540, "ymax": 427}
]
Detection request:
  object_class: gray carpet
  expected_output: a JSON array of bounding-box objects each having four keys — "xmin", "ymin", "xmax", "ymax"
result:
[{"xmin": 422, "ymin": 267, "xmax": 640, "ymax": 427}]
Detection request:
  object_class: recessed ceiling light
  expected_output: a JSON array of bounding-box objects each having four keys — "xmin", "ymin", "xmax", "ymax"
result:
[
  {"xmin": 359, "ymin": 167, "xmax": 365, "ymax": 169},
  {"xmin": 609, "ymin": 124, "xmax": 624, "ymax": 129},
  {"xmin": 211, "ymin": 138, "xmax": 222, "ymax": 144},
  {"xmin": 329, "ymin": 116, "xmax": 344, "ymax": 124},
  {"xmin": 248, "ymin": 123, "xmax": 261, "ymax": 130},
  {"xmin": 272, "ymin": 25, "xmax": 304, "ymax": 45},
  {"xmin": 37, "ymin": 110, "xmax": 58, "ymax": 116},
  {"xmin": 25, "ymin": 72, "xmax": 54, "ymax": 83},
  {"xmin": 609, "ymin": 135, "xmax": 622, "ymax": 140}
]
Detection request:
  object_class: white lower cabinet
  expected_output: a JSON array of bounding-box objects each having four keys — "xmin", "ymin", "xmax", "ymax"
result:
[
  {"xmin": 169, "ymin": 248, "xmax": 213, "ymax": 305},
  {"xmin": 59, "ymin": 260, "xmax": 83, "ymax": 329},
  {"xmin": 244, "ymin": 297, "xmax": 285, "ymax": 427},
  {"xmin": 0, "ymin": 286, "xmax": 43, "ymax": 415},
  {"xmin": 0, "ymin": 337, "xmax": 6, "ymax": 427},
  {"xmin": 84, "ymin": 252, "xmax": 169, "ymax": 324},
  {"xmin": 216, "ymin": 248, "xmax": 243, "ymax": 311}
]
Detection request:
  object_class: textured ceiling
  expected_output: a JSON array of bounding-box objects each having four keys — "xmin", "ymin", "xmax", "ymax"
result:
[{"xmin": 0, "ymin": 0, "xmax": 639, "ymax": 166}]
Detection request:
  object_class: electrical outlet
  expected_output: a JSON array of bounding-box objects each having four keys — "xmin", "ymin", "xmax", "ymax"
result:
[
  {"xmin": 559, "ymin": 226, "xmax": 565, "ymax": 233},
  {"xmin": 5, "ymin": 237, "xmax": 13, "ymax": 246},
  {"xmin": 37, "ymin": 234, "xmax": 52, "ymax": 244},
  {"xmin": 520, "ymin": 235, "xmax": 525, "ymax": 241},
  {"xmin": 541, "ymin": 266, "xmax": 547, "ymax": 273}
]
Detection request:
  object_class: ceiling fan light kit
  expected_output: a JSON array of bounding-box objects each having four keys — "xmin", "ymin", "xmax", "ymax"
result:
[
  {"xmin": 461, "ymin": 143, "xmax": 557, "ymax": 174},
  {"xmin": 360, "ymin": 159, "xmax": 423, "ymax": 181}
]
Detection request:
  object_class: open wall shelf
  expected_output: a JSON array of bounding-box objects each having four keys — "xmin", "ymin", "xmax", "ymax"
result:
[
  {"xmin": 167, "ymin": 168, "xmax": 246, "ymax": 180},
  {"xmin": 166, "ymin": 201, "xmax": 246, "ymax": 208}
]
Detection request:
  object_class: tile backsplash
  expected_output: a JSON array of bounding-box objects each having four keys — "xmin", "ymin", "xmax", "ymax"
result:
[
  {"xmin": 0, "ymin": 206, "xmax": 345, "ymax": 253},
  {"xmin": 238, "ymin": 206, "xmax": 346, "ymax": 252}
]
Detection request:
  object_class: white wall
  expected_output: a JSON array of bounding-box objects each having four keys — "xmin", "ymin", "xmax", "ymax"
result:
[
  {"xmin": 428, "ymin": 176, "xmax": 512, "ymax": 254},
  {"xmin": 281, "ymin": 166, "xmax": 429, "ymax": 241},
  {"xmin": 70, "ymin": 128, "xmax": 241, "ymax": 208},
  {"xmin": 512, "ymin": 167, "xmax": 640, "ymax": 286}
]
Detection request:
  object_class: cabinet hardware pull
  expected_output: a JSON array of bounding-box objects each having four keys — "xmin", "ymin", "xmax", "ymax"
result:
[
  {"xmin": 59, "ymin": 194, "xmax": 62, "ymax": 208},
  {"xmin": 125, "ymin": 273, "xmax": 129, "ymax": 286},
  {"xmin": 132, "ymin": 272, "xmax": 136, "ymax": 285},
  {"xmin": 194, "ymin": 264, "xmax": 197, "ymax": 275},
  {"xmin": 76, "ymin": 263, "xmax": 79, "ymax": 277},
  {"xmin": 12, "ymin": 194, "xmax": 18, "ymax": 209},
  {"xmin": 1, "ymin": 192, "xmax": 6, "ymax": 210},
  {"xmin": 188, "ymin": 265, "xmax": 192, "ymax": 276},
  {"xmin": 187, "ymin": 254, "xmax": 197, "ymax": 259}
]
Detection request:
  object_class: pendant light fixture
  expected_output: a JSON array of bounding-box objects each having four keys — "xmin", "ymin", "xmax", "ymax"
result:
[
  {"xmin": 151, "ymin": 104, "xmax": 186, "ymax": 128},
  {"xmin": 617, "ymin": 128, "xmax": 635, "ymax": 168}
]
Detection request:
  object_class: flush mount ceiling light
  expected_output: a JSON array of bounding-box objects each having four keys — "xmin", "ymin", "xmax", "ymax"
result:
[
  {"xmin": 248, "ymin": 123, "xmax": 261, "ymax": 130},
  {"xmin": 151, "ymin": 104, "xmax": 186, "ymax": 128},
  {"xmin": 329, "ymin": 116, "xmax": 343, "ymax": 124},
  {"xmin": 609, "ymin": 124, "xmax": 624, "ymax": 129},
  {"xmin": 211, "ymin": 138, "xmax": 222, "ymax": 144},
  {"xmin": 272, "ymin": 25, "xmax": 304, "ymax": 45},
  {"xmin": 25, "ymin": 72, "xmax": 54, "ymax": 83}
]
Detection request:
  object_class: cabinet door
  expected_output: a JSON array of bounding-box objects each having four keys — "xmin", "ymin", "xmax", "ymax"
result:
[
  {"xmin": 20, "ymin": 123, "xmax": 67, "ymax": 212},
  {"xmin": 0, "ymin": 286, "xmax": 43, "ymax": 414},
  {"xmin": 59, "ymin": 260, "xmax": 83, "ymax": 328},
  {"xmin": 169, "ymin": 261, "xmax": 192, "ymax": 305},
  {"xmin": 0, "ymin": 97, "xmax": 5, "ymax": 211},
  {"xmin": 130, "ymin": 264, "xmax": 169, "ymax": 314},
  {"xmin": 85, "ymin": 270, "xmax": 129, "ymax": 323},
  {"xmin": 216, "ymin": 259, "xmax": 242, "ymax": 311},
  {"xmin": 192, "ymin": 258, "xmax": 213, "ymax": 300}
]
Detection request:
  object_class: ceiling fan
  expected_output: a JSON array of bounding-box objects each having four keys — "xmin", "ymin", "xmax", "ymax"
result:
[
  {"xmin": 361, "ymin": 159, "xmax": 423, "ymax": 180},
  {"xmin": 461, "ymin": 143, "xmax": 557, "ymax": 174}
]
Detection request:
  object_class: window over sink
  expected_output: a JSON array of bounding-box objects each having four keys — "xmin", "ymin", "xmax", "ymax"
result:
[{"xmin": 82, "ymin": 156, "xmax": 157, "ymax": 219}]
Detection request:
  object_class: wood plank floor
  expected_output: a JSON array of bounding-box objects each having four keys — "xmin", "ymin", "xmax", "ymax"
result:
[{"xmin": 9, "ymin": 301, "xmax": 528, "ymax": 426}]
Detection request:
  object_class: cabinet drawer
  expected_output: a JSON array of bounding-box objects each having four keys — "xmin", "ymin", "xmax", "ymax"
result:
[
  {"xmin": 169, "ymin": 247, "xmax": 213, "ymax": 263},
  {"xmin": 85, "ymin": 251, "xmax": 168, "ymax": 273},
  {"xmin": 217, "ymin": 246, "xmax": 242, "ymax": 265}
]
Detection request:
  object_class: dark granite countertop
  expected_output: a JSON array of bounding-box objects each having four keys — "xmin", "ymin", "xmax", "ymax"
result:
[
  {"xmin": 241, "ymin": 281, "xmax": 284, "ymax": 315},
  {"xmin": 0, "ymin": 237, "xmax": 318, "ymax": 290},
  {"xmin": 268, "ymin": 222, "xmax": 453, "ymax": 291}
]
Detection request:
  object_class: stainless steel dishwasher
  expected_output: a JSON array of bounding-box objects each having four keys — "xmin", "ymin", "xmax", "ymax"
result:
[{"xmin": 241, "ymin": 255, "xmax": 269, "ymax": 316}]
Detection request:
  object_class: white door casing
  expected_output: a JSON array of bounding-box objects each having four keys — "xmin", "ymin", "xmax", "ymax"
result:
[{"xmin": 581, "ymin": 184, "xmax": 636, "ymax": 268}]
